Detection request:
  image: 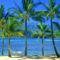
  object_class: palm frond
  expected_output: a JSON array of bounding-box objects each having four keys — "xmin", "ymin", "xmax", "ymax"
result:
[
  {"xmin": 35, "ymin": 1, "xmax": 50, "ymax": 11},
  {"xmin": 37, "ymin": 23, "xmax": 44, "ymax": 31},
  {"xmin": 54, "ymin": 31, "xmax": 60, "ymax": 37},
  {"xmin": 8, "ymin": 8, "xmax": 23, "ymax": 17},
  {"xmin": 49, "ymin": 0, "xmax": 55, "ymax": 9},
  {"xmin": 30, "ymin": 10, "xmax": 48, "ymax": 17},
  {"xmin": 45, "ymin": 29, "xmax": 51, "ymax": 32},
  {"xmin": 0, "ymin": 5, "xmax": 4, "ymax": 19},
  {"xmin": 54, "ymin": 4, "xmax": 60, "ymax": 11},
  {"xmin": 27, "ymin": 3, "xmax": 33, "ymax": 11},
  {"xmin": 22, "ymin": 0, "xmax": 29, "ymax": 11},
  {"xmin": 31, "ymin": 14, "xmax": 44, "ymax": 22},
  {"xmin": 53, "ymin": 22, "xmax": 60, "ymax": 31}
]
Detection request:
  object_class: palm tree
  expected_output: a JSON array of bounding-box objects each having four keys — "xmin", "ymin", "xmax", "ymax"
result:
[
  {"xmin": 0, "ymin": 4, "xmax": 24, "ymax": 57},
  {"xmin": 38, "ymin": 0, "xmax": 60, "ymax": 57},
  {"xmin": 0, "ymin": 5, "xmax": 10, "ymax": 56},
  {"xmin": 5, "ymin": 17, "xmax": 24, "ymax": 57},
  {"xmin": 32, "ymin": 22, "xmax": 51, "ymax": 56},
  {"xmin": 9, "ymin": 0, "xmax": 43, "ymax": 56}
]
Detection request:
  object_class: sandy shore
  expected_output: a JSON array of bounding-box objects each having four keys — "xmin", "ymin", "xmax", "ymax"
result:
[{"xmin": 0, "ymin": 56, "xmax": 60, "ymax": 60}]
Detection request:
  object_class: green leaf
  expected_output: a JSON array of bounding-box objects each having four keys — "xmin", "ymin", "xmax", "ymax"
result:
[
  {"xmin": 30, "ymin": 10, "xmax": 48, "ymax": 17},
  {"xmin": 45, "ymin": 29, "xmax": 51, "ymax": 32},
  {"xmin": 46, "ymin": 10, "xmax": 54, "ymax": 20},
  {"xmin": 22, "ymin": 0, "xmax": 29, "ymax": 11},
  {"xmin": 8, "ymin": 8, "xmax": 23, "ymax": 18},
  {"xmin": 54, "ymin": 4, "xmax": 60, "ymax": 11},
  {"xmin": 53, "ymin": 22, "xmax": 60, "ymax": 31},
  {"xmin": 28, "ymin": 3, "xmax": 33, "ymax": 11},
  {"xmin": 0, "ymin": 5, "xmax": 4, "ymax": 19},
  {"xmin": 18, "ymin": 19, "xmax": 24, "ymax": 26},
  {"xmin": 32, "ymin": 14, "xmax": 44, "ymax": 22},
  {"xmin": 49, "ymin": 0, "xmax": 55, "ymax": 9},
  {"xmin": 37, "ymin": 23, "xmax": 43, "ymax": 31}
]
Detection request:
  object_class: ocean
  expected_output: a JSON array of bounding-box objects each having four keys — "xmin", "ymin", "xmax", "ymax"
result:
[{"xmin": 0, "ymin": 37, "xmax": 60, "ymax": 56}]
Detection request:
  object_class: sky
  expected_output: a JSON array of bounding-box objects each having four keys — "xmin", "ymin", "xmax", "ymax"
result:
[
  {"xmin": 0, "ymin": 0, "xmax": 60, "ymax": 10},
  {"xmin": 0, "ymin": 0, "xmax": 60, "ymax": 25}
]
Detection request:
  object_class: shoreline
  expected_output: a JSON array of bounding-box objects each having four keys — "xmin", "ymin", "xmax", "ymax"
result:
[{"xmin": 0, "ymin": 56, "xmax": 60, "ymax": 60}]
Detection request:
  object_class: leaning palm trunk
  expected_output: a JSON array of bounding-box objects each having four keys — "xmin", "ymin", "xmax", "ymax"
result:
[
  {"xmin": 51, "ymin": 18, "xmax": 60, "ymax": 57},
  {"xmin": 42, "ymin": 35, "xmax": 44, "ymax": 56},
  {"xmin": 25, "ymin": 20, "xmax": 28, "ymax": 56},
  {"xmin": 8, "ymin": 37, "xmax": 11, "ymax": 57}
]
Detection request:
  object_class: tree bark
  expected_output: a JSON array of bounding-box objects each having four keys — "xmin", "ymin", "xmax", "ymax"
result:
[
  {"xmin": 8, "ymin": 37, "xmax": 11, "ymax": 57},
  {"xmin": 42, "ymin": 35, "xmax": 44, "ymax": 56},
  {"xmin": 25, "ymin": 20, "xmax": 28, "ymax": 56},
  {"xmin": 2, "ymin": 37, "xmax": 4, "ymax": 56},
  {"xmin": 2, "ymin": 28, "xmax": 4, "ymax": 56},
  {"xmin": 51, "ymin": 18, "xmax": 60, "ymax": 57}
]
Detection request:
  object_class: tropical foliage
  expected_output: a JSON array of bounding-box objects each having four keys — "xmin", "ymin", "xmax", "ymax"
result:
[
  {"xmin": 32, "ymin": 22, "xmax": 51, "ymax": 56},
  {"xmin": 8, "ymin": 0, "xmax": 44, "ymax": 56},
  {"xmin": 0, "ymin": 0, "xmax": 60, "ymax": 57},
  {"xmin": 37, "ymin": 0, "xmax": 60, "ymax": 57}
]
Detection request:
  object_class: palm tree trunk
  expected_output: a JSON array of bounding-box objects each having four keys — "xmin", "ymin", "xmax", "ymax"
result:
[
  {"xmin": 25, "ymin": 20, "xmax": 28, "ymax": 56},
  {"xmin": 51, "ymin": 18, "xmax": 60, "ymax": 57},
  {"xmin": 2, "ymin": 37, "xmax": 4, "ymax": 56},
  {"xmin": 42, "ymin": 35, "xmax": 44, "ymax": 56},
  {"xmin": 2, "ymin": 28, "xmax": 4, "ymax": 56},
  {"xmin": 8, "ymin": 37, "xmax": 11, "ymax": 57}
]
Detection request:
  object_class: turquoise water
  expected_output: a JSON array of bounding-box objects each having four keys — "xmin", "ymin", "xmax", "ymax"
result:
[{"xmin": 0, "ymin": 37, "xmax": 60, "ymax": 56}]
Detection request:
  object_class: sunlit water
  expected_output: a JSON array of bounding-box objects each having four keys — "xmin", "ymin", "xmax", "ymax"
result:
[{"xmin": 0, "ymin": 37, "xmax": 60, "ymax": 56}]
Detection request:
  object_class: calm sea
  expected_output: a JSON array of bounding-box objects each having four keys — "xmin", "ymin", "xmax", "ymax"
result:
[{"xmin": 0, "ymin": 37, "xmax": 60, "ymax": 56}]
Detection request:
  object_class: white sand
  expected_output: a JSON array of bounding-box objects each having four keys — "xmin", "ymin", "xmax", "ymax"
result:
[{"xmin": 0, "ymin": 56, "xmax": 60, "ymax": 60}]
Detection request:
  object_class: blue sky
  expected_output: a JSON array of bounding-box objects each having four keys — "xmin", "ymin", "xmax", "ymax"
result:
[
  {"xmin": 0, "ymin": 0, "xmax": 60, "ymax": 24},
  {"xmin": 0, "ymin": 0, "xmax": 60, "ymax": 10}
]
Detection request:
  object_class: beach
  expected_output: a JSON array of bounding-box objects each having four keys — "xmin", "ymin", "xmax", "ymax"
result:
[
  {"xmin": 0, "ymin": 56, "xmax": 60, "ymax": 60},
  {"xmin": 0, "ymin": 0, "xmax": 60, "ymax": 59},
  {"xmin": 0, "ymin": 38, "xmax": 60, "ymax": 60}
]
